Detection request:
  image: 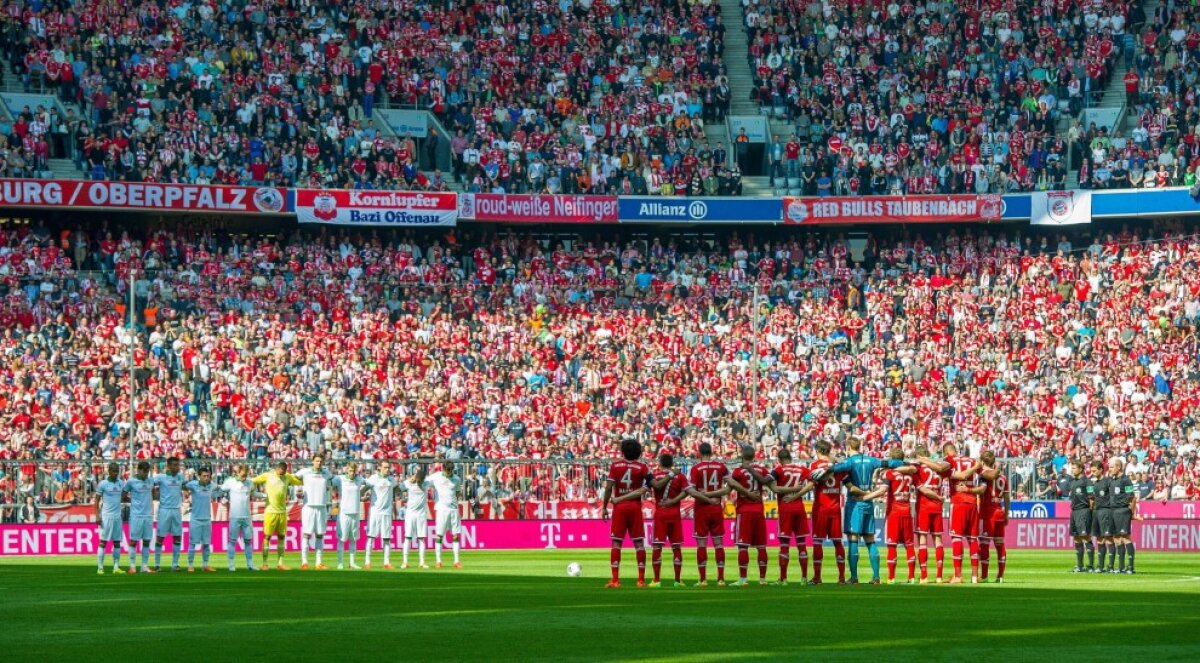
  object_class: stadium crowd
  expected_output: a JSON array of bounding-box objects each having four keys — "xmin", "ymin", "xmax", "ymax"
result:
[
  {"xmin": 0, "ymin": 0, "xmax": 740, "ymax": 196},
  {"xmin": 0, "ymin": 217, "xmax": 1199, "ymax": 518}
]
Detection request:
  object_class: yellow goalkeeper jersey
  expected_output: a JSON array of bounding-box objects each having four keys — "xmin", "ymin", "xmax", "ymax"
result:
[{"xmin": 252, "ymin": 472, "xmax": 301, "ymax": 514}]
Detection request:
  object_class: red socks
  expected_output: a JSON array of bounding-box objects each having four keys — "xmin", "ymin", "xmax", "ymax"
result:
[
  {"xmin": 756, "ymin": 546, "xmax": 767, "ymax": 580},
  {"xmin": 652, "ymin": 546, "xmax": 663, "ymax": 583},
  {"xmin": 886, "ymin": 545, "xmax": 897, "ymax": 581},
  {"xmin": 813, "ymin": 543, "xmax": 824, "ymax": 581},
  {"xmin": 905, "ymin": 544, "xmax": 916, "ymax": 580},
  {"xmin": 996, "ymin": 543, "xmax": 1007, "ymax": 580},
  {"xmin": 696, "ymin": 546, "xmax": 708, "ymax": 582},
  {"xmin": 671, "ymin": 545, "xmax": 682, "ymax": 583},
  {"xmin": 918, "ymin": 546, "xmax": 929, "ymax": 580},
  {"xmin": 635, "ymin": 545, "xmax": 646, "ymax": 582},
  {"xmin": 610, "ymin": 546, "xmax": 621, "ymax": 582},
  {"xmin": 779, "ymin": 541, "xmax": 790, "ymax": 582},
  {"xmin": 979, "ymin": 540, "xmax": 991, "ymax": 580},
  {"xmin": 737, "ymin": 547, "xmax": 750, "ymax": 581},
  {"xmin": 952, "ymin": 538, "xmax": 964, "ymax": 578},
  {"xmin": 833, "ymin": 541, "xmax": 846, "ymax": 581},
  {"xmin": 715, "ymin": 547, "xmax": 726, "ymax": 582}
]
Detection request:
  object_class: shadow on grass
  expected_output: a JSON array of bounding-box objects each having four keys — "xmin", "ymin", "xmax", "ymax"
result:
[{"xmin": 1, "ymin": 566, "xmax": 1198, "ymax": 662}]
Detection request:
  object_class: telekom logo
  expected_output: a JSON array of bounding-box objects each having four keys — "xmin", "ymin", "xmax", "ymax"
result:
[
  {"xmin": 1185, "ymin": 503, "xmax": 1196, "ymax": 519},
  {"xmin": 540, "ymin": 523, "xmax": 561, "ymax": 549}
]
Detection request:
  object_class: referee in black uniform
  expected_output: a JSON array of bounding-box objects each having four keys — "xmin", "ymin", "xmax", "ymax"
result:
[
  {"xmin": 1067, "ymin": 462, "xmax": 1095, "ymax": 572},
  {"xmin": 1107, "ymin": 459, "xmax": 1138, "ymax": 574},
  {"xmin": 1091, "ymin": 460, "xmax": 1114, "ymax": 573}
]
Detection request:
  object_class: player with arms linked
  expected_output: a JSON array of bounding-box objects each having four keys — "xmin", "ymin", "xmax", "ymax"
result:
[
  {"xmin": 768, "ymin": 447, "xmax": 815, "ymax": 585},
  {"xmin": 917, "ymin": 442, "xmax": 985, "ymax": 584},
  {"xmin": 687, "ymin": 442, "xmax": 730, "ymax": 587},
  {"xmin": 976, "ymin": 452, "xmax": 1010, "ymax": 583},
  {"xmin": 646, "ymin": 452, "xmax": 698, "ymax": 588},
  {"xmin": 831, "ymin": 437, "xmax": 910, "ymax": 584},
  {"xmin": 858, "ymin": 448, "xmax": 919, "ymax": 584},
  {"xmin": 807, "ymin": 441, "xmax": 849, "ymax": 584},
  {"xmin": 601, "ymin": 438, "xmax": 652, "ymax": 588}
]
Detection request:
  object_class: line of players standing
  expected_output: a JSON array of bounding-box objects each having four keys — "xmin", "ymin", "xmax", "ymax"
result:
[
  {"xmin": 1065, "ymin": 458, "xmax": 1139, "ymax": 574},
  {"xmin": 602, "ymin": 437, "xmax": 1015, "ymax": 588}
]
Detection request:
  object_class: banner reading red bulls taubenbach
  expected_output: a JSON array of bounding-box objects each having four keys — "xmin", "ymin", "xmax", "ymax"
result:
[
  {"xmin": 784, "ymin": 194, "xmax": 1004, "ymax": 224},
  {"xmin": 295, "ymin": 189, "xmax": 457, "ymax": 226}
]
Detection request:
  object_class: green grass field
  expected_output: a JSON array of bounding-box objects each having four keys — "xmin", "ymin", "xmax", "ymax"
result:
[{"xmin": 2, "ymin": 551, "xmax": 1199, "ymax": 661}]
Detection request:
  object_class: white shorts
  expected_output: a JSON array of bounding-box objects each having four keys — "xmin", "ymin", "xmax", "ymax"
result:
[
  {"xmin": 302, "ymin": 505, "xmax": 329, "ymax": 537},
  {"xmin": 436, "ymin": 508, "xmax": 462, "ymax": 538},
  {"xmin": 405, "ymin": 514, "xmax": 428, "ymax": 540},
  {"xmin": 228, "ymin": 518, "xmax": 254, "ymax": 543},
  {"xmin": 100, "ymin": 514, "xmax": 124, "ymax": 542},
  {"xmin": 338, "ymin": 513, "xmax": 361, "ymax": 542},
  {"xmin": 130, "ymin": 516, "xmax": 154, "ymax": 541},
  {"xmin": 156, "ymin": 509, "xmax": 183, "ymax": 538},
  {"xmin": 367, "ymin": 512, "xmax": 393, "ymax": 539},
  {"xmin": 189, "ymin": 521, "xmax": 212, "ymax": 547}
]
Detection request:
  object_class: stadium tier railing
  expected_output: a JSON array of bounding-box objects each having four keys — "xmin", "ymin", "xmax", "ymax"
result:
[{"xmin": 0, "ymin": 457, "xmax": 1038, "ymax": 523}]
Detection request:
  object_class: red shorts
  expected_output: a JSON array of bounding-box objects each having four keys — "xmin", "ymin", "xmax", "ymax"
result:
[
  {"xmin": 693, "ymin": 506, "xmax": 725, "ymax": 541},
  {"xmin": 777, "ymin": 505, "xmax": 810, "ymax": 539},
  {"xmin": 653, "ymin": 514, "xmax": 684, "ymax": 545},
  {"xmin": 811, "ymin": 505, "xmax": 842, "ymax": 541},
  {"xmin": 949, "ymin": 503, "xmax": 979, "ymax": 538},
  {"xmin": 980, "ymin": 510, "xmax": 1007, "ymax": 539},
  {"xmin": 610, "ymin": 503, "xmax": 645, "ymax": 542},
  {"xmin": 735, "ymin": 509, "xmax": 768, "ymax": 547},
  {"xmin": 915, "ymin": 509, "xmax": 943, "ymax": 536},
  {"xmin": 885, "ymin": 511, "xmax": 914, "ymax": 545}
]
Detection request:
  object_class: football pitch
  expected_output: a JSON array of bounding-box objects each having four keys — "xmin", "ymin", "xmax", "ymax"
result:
[{"xmin": 2, "ymin": 551, "xmax": 1199, "ymax": 661}]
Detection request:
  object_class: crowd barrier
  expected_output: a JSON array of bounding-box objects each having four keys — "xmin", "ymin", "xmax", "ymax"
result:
[
  {"xmin": 3, "ymin": 178, "xmax": 1199, "ymax": 226},
  {"xmin": 3, "ymin": 518, "xmax": 1198, "ymax": 556}
]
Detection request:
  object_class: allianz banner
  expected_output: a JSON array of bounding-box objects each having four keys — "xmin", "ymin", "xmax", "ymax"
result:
[
  {"xmin": 295, "ymin": 189, "xmax": 457, "ymax": 226},
  {"xmin": 459, "ymin": 193, "xmax": 619, "ymax": 223},
  {"xmin": 618, "ymin": 196, "xmax": 782, "ymax": 223},
  {"xmin": 784, "ymin": 194, "xmax": 1003, "ymax": 224}
]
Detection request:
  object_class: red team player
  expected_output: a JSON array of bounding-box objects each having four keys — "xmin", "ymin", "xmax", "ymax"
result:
[
  {"xmin": 768, "ymin": 448, "xmax": 815, "ymax": 585},
  {"xmin": 924, "ymin": 442, "xmax": 985, "ymax": 584},
  {"xmin": 726, "ymin": 445, "xmax": 772, "ymax": 587},
  {"xmin": 647, "ymin": 453, "xmax": 692, "ymax": 588},
  {"xmin": 863, "ymin": 448, "xmax": 919, "ymax": 584},
  {"xmin": 913, "ymin": 445, "xmax": 948, "ymax": 583},
  {"xmin": 808, "ymin": 441, "xmax": 848, "ymax": 584},
  {"xmin": 601, "ymin": 438, "xmax": 652, "ymax": 588},
  {"xmin": 977, "ymin": 451, "xmax": 1010, "ymax": 583},
  {"xmin": 688, "ymin": 443, "xmax": 730, "ymax": 587}
]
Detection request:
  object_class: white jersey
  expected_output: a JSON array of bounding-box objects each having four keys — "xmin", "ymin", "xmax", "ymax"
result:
[
  {"xmin": 365, "ymin": 474, "xmax": 396, "ymax": 516},
  {"xmin": 153, "ymin": 471, "xmax": 185, "ymax": 509},
  {"xmin": 296, "ymin": 467, "xmax": 333, "ymax": 507},
  {"xmin": 220, "ymin": 477, "xmax": 254, "ymax": 520},
  {"xmin": 429, "ymin": 473, "xmax": 462, "ymax": 509},
  {"xmin": 404, "ymin": 478, "xmax": 431, "ymax": 518},
  {"xmin": 335, "ymin": 476, "xmax": 365, "ymax": 515},
  {"xmin": 96, "ymin": 479, "xmax": 125, "ymax": 519},
  {"xmin": 125, "ymin": 476, "xmax": 155, "ymax": 518},
  {"xmin": 184, "ymin": 480, "xmax": 220, "ymax": 522}
]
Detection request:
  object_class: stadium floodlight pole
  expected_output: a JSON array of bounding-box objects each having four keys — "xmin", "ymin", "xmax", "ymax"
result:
[
  {"xmin": 128, "ymin": 268, "xmax": 137, "ymax": 478},
  {"xmin": 750, "ymin": 282, "xmax": 760, "ymax": 446}
]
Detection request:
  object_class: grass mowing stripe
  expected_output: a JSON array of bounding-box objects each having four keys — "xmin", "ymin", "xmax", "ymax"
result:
[{"xmin": 2, "ymin": 550, "xmax": 1197, "ymax": 662}]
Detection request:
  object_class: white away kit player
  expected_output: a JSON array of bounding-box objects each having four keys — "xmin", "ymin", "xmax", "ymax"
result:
[
  {"xmin": 364, "ymin": 461, "xmax": 398, "ymax": 569},
  {"xmin": 184, "ymin": 466, "xmax": 222, "ymax": 572},
  {"xmin": 430, "ymin": 462, "xmax": 464, "ymax": 568},
  {"xmin": 94, "ymin": 463, "xmax": 126, "ymax": 574},
  {"xmin": 296, "ymin": 454, "xmax": 334, "ymax": 569},
  {"xmin": 220, "ymin": 464, "xmax": 258, "ymax": 571},
  {"xmin": 403, "ymin": 465, "xmax": 432, "ymax": 569},
  {"xmin": 334, "ymin": 462, "xmax": 365, "ymax": 569}
]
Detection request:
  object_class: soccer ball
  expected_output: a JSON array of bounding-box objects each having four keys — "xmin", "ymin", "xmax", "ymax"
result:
[{"xmin": 566, "ymin": 562, "xmax": 582, "ymax": 577}]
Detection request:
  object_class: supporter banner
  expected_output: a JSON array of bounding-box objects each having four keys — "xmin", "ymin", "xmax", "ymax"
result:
[
  {"xmin": 1032, "ymin": 190, "xmax": 1092, "ymax": 225},
  {"xmin": 459, "ymin": 193, "xmax": 619, "ymax": 223},
  {"xmin": 618, "ymin": 197, "xmax": 781, "ymax": 224},
  {"xmin": 295, "ymin": 189, "xmax": 457, "ymax": 226},
  {"xmin": 1092, "ymin": 186, "xmax": 1200, "ymax": 218},
  {"xmin": 0, "ymin": 178, "xmax": 286, "ymax": 214},
  {"xmin": 1006, "ymin": 519, "xmax": 1200, "ymax": 552},
  {"xmin": 6, "ymin": 518, "xmax": 1200, "ymax": 555},
  {"xmin": 784, "ymin": 194, "xmax": 1003, "ymax": 224}
]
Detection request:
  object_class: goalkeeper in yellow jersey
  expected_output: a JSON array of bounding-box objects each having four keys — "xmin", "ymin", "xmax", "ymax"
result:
[{"xmin": 253, "ymin": 461, "xmax": 302, "ymax": 570}]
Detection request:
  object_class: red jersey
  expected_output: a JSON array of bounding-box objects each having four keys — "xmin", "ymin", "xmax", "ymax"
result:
[
  {"xmin": 980, "ymin": 472, "xmax": 1009, "ymax": 516},
  {"xmin": 809, "ymin": 459, "xmax": 847, "ymax": 513},
  {"xmin": 652, "ymin": 469, "xmax": 689, "ymax": 517},
  {"xmin": 730, "ymin": 464, "xmax": 769, "ymax": 512},
  {"xmin": 915, "ymin": 464, "xmax": 946, "ymax": 514},
  {"xmin": 946, "ymin": 455, "xmax": 981, "ymax": 506},
  {"xmin": 689, "ymin": 460, "xmax": 729, "ymax": 501},
  {"xmin": 883, "ymin": 469, "xmax": 914, "ymax": 517},
  {"xmin": 771, "ymin": 463, "xmax": 812, "ymax": 511},
  {"xmin": 607, "ymin": 460, "xmax": 652, "ymax": 504}
]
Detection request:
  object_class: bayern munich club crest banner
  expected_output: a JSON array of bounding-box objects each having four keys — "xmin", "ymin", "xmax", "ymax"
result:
[
  {"xmin": 294, "ymin": 189, "xmax": 458, "ymax": 226},
  {"xmin": 784, "ymin": 194, "xmax": 1004, "ymax": 224},
  {"xmin": 459, "ymin": 193, "xmax": 619, "ymax": 223},
  {"xmin": 1032, "ymin": 190, "xmax": 1092, "ymax": 226},
  {"xmin": 0, "ymin": 178, "xmax": 286, "ymax": 214}
]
